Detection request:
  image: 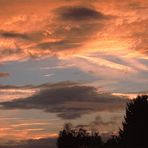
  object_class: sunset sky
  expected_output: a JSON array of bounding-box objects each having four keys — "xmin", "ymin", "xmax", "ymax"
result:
[{"xmin": 0, "ymin": 0, "xmax": 148, "ymax": 145}]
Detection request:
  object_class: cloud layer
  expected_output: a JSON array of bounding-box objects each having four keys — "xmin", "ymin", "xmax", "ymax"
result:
[
  {"xmin": 0, "ymin": 0, "xmax": 147, "ymax": 143},
  {"xmin": 0, "ymin": 82, "xmax": 127, "ymax": 119}
]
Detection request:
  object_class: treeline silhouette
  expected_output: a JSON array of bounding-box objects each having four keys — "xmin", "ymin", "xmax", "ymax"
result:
[
  {"xmin": 58, "ymin": 126, "xmax": 103, "ymax": 148},
  {"xmin": 57, "ymin": 95, "xmax": 148, "ymax": 148}
]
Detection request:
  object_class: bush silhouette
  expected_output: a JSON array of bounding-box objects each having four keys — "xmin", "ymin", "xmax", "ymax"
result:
[
  {"xmin": 104, "ymin": 135, "xmax": 118, "ymax": 148},
  {"xmin": 119, "ymin": 95, "xmax": 148, "ymax": 147},
  {"xmin": 57, "ymin": 123, "xmax": 103, "ymax": 148}
]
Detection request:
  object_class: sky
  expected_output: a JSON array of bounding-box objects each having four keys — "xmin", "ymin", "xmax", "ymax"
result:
[{"xmin": 0, "ymin": 0, "xmax": 148, "ymax": 145}]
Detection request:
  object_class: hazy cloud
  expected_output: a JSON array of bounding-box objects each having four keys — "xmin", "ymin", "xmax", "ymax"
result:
[
  {"xmin": 76, "ymin": 114, "xmax": 122, "ymax": 130},
  {"xmin": 20, "ymin": 137, "xmax": 56, "ymax": 148},
  {"xmin": 0, "ymin": 137, "xmax": 56, "ymax": 148}
]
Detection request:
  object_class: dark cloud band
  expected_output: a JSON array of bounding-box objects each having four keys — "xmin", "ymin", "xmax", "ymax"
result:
[
  {"xmin": 0, "ymin": 82, "xmax": 128, "ymax": 119},
  {"xmin": 0, "ymin": 31, "xmax": 30, "ymax": 40},
  {"xmin": 55, "ymin": 6, "xmax": 109, "ymax": 21}
]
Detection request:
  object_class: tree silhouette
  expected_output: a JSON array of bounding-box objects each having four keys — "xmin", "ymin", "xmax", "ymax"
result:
[
  {"xmin": 104, "ymin": 135, "xmax": 118, "ymax": 148},
  {"xmin": 57, "ymin": 95, "xmax": 148, "ymax": 148},
  {"xmin": 119, "ymin": 95, "xmax": 148, "ymax": 147},
  {"xmin": 57, "ymin": 123, "xmax": 103, "ymax": 148}
]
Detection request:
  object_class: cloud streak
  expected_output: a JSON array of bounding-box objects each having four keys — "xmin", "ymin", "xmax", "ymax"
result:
[{"xmin": 0, "ymin": 31, "xmax": 30, "ymax": 40}]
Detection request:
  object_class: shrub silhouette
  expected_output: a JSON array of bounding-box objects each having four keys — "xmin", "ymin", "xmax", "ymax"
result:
[
  {"xmin": 119, "ymin": 95, "xmax": 148, "ymax": 147},
  {"xmin": 57, "ymin": 123, "xmax": 103, "ymax": 148},
  {"xmin": 104, "ymin": 135, "xmax": 118, "ymax": 148}
]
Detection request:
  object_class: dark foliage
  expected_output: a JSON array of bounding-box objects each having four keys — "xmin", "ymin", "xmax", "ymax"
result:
[
  {"xmin": 119, "ymin": 95, "xmax": 148, "ymax": 147},
  {"xmin": 103, "ymin": 135, "xmax": 119, "ymax": 148},
  {"xmin": 57, "ymin": 123, "xmax": 103, "ymax": 148},
  {"xmin": 57, "ymin": 95, "xmax": 148, "ymax": 148}
]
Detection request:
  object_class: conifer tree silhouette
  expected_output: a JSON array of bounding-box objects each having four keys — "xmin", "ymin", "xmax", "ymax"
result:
[{"xmin": 119, "ymin": 95, "xmax": 148, "ymax": 147}]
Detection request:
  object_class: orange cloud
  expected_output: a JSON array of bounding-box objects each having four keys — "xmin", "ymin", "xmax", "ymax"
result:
[
  {"xmin": 0, "ymin": 0, "xmax": 147, "ymax": 63},
  {"xmin": 0, "ymin": 72, "xmax": 9, "ymax": 78},
  {"xmin": 0, "ymin": 116, "xmax": 59, "ymax": 140},
  {"xmin": 0, "ymin": 87, "xmax": 37, "ymax": 102}
]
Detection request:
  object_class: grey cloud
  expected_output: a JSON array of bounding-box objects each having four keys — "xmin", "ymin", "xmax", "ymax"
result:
[
  {"xmin": 76, "ymin": 115, "xmax": 120, "ymax": 129},
  {"xmin": 0, "ymin": 31, "xmax": 30, "ymax": 40},
  {"xmin": 71, "ymin": 114, "xmax": 123, "ymax": 136},
  {"xmin": 0, "ymin": 82, "xmax": 128, "ymax": 119},
  {"xmin": 0, "ymin": 84, "xmax": 31, "ymax": 89},
  {"xmin": 90, "ymin": 115, "xmax": 121, "ymax": 127},
  {"xmin": 0, "ymin": 81, "xmax": 76, "ymax": 89},
  {"xmin": 36, "ymin": 81, "xmax": 79, "ymax": 90},
  {"xmin": 37, "ymin": 40, "xmax": 81, "ymax": 51},
  {"xmin": 55, "ymin": 6, "xmax": 109, "ymax": 22}
]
